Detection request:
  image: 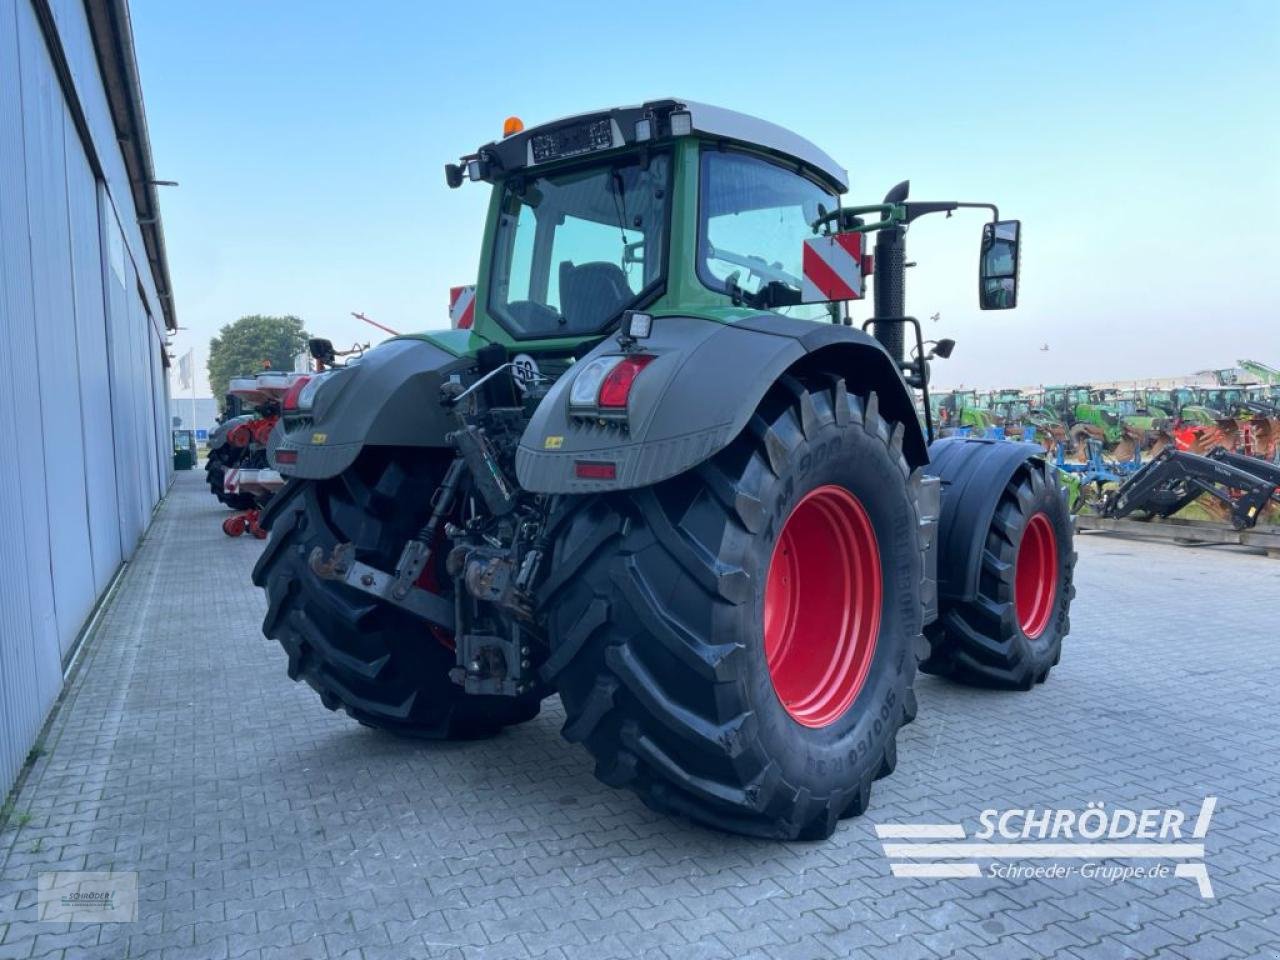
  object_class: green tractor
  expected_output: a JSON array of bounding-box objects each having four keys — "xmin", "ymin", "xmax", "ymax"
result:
[
  {"xmin": 1059, "ymin": 388, "xmax": 1166, "ymax": 456},
  {"xmin": 988, "ymin": 389, "xmax": 1038, "ymax": 438},
  {"xmin": 1196, "ymin": 386, "xmax": 1249, "ymax": 419},
  {"xmin": 1041, "ymin": 385, "xmax": 1090, "ymax": 424},
  {"xmin": 1073, "ymin": 388, "xmax": 1127, "ymax": 446},
  {"xmin": 252, "ymin": 100, "xmax": 1075, "ymax": 839},
  {"xmin": 934, "ymin": 388, "xmax": 1000, "ymax": 433},
  {"xmin": 1143, "ymin": 387, "xmax": 1192, "ymax": 419}
]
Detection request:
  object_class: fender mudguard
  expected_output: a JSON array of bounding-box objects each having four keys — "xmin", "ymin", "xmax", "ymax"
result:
[
  {"xmin": 208, "ymin": 414, "xmax": 253, "ymax": 453},
  {"xmin": 272, "ymin": 338, "xmax": 470, "ymax": 479},
  {"xmin": 516, "ymin": 314, "xmax": 927, "ymax": 493},
  {"xmin": 928, "ymin": 436, "xmax": 1046, "ymax": 602}
]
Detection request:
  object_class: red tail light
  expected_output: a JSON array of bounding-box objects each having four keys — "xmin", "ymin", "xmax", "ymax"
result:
[
  {"xmin": 282, "ymin": 376, "xmax": 311, "ymax": 411},
  {"xmin": 598, "ymin": 355, "xmax": 655, "ymax": 408},
  {"xmin": 575, "ymin": 461, "xmax": 618, "ymax": 480}
]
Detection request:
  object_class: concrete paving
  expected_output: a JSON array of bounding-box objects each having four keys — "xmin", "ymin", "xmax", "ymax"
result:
[{"xmin": 0, "ymin": 469, "xmax": 1277, "ymax": 959}]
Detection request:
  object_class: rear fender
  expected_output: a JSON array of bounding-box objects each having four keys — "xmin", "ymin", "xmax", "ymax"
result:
[
  {"xmin": 929, "ymin": 436, "xmax": 1046, "ymax": 602},
  {"xmin": 273, "ymin": 338, "xmax": 470, "ymax": 479},
  {"xmin": 516, "ymin": 314, "xmax": 927, "ymax": 493}
]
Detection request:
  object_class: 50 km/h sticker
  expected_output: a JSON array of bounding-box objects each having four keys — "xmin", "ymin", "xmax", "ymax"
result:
[{"xmin": 511, "ymin": 354, "xmax": 540, "ymax": 393}]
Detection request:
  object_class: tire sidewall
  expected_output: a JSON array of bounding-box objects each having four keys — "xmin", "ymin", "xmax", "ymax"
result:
[
  {"xmin": 731, "ymin": 411, "xmax": 920, "ymax": 797},
  {"xmin": 1015, "ymin": 471, "xmax": 1073, "ymax": 654}
]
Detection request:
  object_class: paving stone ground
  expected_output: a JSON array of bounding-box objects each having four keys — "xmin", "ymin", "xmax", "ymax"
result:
[{"xmin": 1, "ymin": 470, "xmax": 1277, "ymax": 959}]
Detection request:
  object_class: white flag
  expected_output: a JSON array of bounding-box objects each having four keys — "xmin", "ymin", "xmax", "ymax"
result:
[{"xmin": 178, "ymin": 349, "xmax": 193, "ymax": 390}]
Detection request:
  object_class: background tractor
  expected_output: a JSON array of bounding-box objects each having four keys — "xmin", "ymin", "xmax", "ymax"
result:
[
  {"xmin": 934, "ymin": 389, "xmax": 1000, "ymax": 434},
  {"xmin": 209, "ymin": 372, "xmax": 305, "ymax": 536},
  {"xmin": 251, "ymin": 99, "xmax": 1075, "ymax": 840},
  {"xmin": 205, "ymin": 395, "xmax": 258, "ymax": 511}
]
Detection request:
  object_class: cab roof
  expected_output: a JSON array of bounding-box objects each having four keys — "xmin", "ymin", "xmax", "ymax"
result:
[{"xmin": 467, "ymin": 98, "xmax": 849, "ymax": 194}]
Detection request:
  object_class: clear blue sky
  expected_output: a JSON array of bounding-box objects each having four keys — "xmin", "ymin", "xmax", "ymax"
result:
[{"xmin": 134, "ymin": 0, "xmax": 1280, "ymax": 394}]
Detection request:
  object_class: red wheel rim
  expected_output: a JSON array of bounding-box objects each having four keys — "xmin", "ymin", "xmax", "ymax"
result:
[
  {"xmin": 764, "ymin": 485, "xmax": 882, "ymax": 728},
  {"xmin": 1015, "ymin": 512, "xmax": 1058, "ymax": 639}
]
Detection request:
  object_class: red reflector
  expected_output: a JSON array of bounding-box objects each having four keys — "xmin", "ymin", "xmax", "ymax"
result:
[
  {"xmin": 282, "ymin": 375, "xmax": 311, "ymax": 411},
  {"xmin": 861, "ymin": 253, "xmax": 874, "ymax": 276},
  {"xmin": 450, "ymin": 285, "xmax": 476, "ymax": 329},
  {"xmin": 275, "ymin": 450, "xmax": 298, "ymax": 464},
  {"xmin": 598, "ymin": 355, "xmax": 654, "ymax": 408},
  {"xmin": 575, "ymin": 461, "xmax": 617, "ymax": 480}
]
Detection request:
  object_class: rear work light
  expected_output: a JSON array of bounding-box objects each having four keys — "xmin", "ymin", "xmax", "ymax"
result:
[{"xmin": 569, "ymin": 355, "xmax": 655, "ymax": 412}]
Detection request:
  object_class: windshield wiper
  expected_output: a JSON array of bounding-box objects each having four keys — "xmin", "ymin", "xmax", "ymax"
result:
[
  {"xmin": 610, "ymin": 170, "xmax": 631, "ymax": 276},
  {"xmin": 724, "ymin": 271, "xmax": 801, "ymax": 311}
]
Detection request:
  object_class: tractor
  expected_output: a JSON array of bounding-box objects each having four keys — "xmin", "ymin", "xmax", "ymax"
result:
[
  {"xmin": 251, "ymin": 100, "xmax": 1075, "ymax": 840},
  {"xmin": 205, "ymin": 395, "xmax": 258, "ymax": 511},
  {"xmin": 211, "ymin": 374, "xmax": 304, "ymax": 536},
  {"xmin": 934, "ymin": 388, "xmax": 1000, "ymax": 434}
]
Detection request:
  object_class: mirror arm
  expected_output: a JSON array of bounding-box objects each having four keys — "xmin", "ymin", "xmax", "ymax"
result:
[
  {"xmin": 901, "ymin": 200, "xmax": 1000, "ymax": 224},
  {"xmin": 812, "ymin": 200, "xmax": 1001, "ymax": 236},
  {"xmin": 954, "ymin": 201, "xmax": 1000, "ymax": 221},
  {"xmin": 861, "ymin": 314, "xmax": 936, "ymax": 443}
]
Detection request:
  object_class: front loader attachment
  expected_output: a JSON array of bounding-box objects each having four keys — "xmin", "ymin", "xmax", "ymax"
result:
[{"xmin": 1098, "ymin": 446, "xmax": 1280, "ymax": 531}]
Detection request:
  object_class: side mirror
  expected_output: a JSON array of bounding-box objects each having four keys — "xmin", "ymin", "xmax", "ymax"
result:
[
  {"xmin": 979, "ymin": 220, "xmax": 1020, "ymax": 310},
  {"xmin": 308, "ymin": 337, "xmax": 336, "ymax": 365}
]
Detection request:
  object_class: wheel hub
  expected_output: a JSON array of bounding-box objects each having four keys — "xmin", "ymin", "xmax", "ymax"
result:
[
  {"xmin": 764, "ymin": 485, "xmax": 882, "ymax": 728},
  {"xmin": 1015, "ymin": 511, "xmax": 1058, "ymax": 639}
]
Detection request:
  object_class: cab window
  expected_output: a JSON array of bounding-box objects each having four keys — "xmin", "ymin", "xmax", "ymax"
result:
[{"xmin": 698, "ymin": 149, "xmax": 837, "ymax": 320}]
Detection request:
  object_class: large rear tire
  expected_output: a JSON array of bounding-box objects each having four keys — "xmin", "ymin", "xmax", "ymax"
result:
[
  {"xmin": 921, "ymin": 459, "xmax": 1075, "ymax": 689},
  {"xmin": 542, "ymin": 377, "xmax": 928, "ymax": 839},
  {"xmin": 251, "ymin": 450, "xmax": 541, "ymax": 738}
]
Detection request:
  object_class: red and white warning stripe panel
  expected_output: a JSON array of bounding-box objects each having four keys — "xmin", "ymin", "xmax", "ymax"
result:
[
  {"xmin": 802, "ymin": 232, "xmax": 864, "ymax": 302},
  {"xmin": 449, "ymin": 285, "xmax": 476, "ymax": 329}
]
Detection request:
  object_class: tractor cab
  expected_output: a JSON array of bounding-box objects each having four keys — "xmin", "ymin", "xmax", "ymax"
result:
[
  {"xmin": 446, "ymin": 100, "xmax": 851, "ymax": 349},
  {"xmin": 1198, "ymin": 387, "xmax": 1247, "ymax": 417},
  {"xmin": 443, "ymin": 99, "xmax": 1019, "ymax": 365},
  {"xmin": 991, "ymin": 389, "xmax": 1029, "ymax": 422}
]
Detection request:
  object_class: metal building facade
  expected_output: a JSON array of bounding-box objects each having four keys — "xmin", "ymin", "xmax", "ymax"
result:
[{"xmin": 0, "ymin": 0, "xmax": 176, "ymax": 799}]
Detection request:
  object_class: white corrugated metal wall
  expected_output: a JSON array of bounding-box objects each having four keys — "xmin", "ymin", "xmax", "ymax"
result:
[{"xmin": 0, "ymin": 0, "xmax": 173, "ymax": 799}]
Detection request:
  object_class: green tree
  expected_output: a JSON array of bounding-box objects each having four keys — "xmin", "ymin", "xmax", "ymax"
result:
[{"xmin": 207, "ymin": 315, "xmax": 309, "ymax": 408}]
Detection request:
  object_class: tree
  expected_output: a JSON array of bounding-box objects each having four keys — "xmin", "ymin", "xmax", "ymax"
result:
[{"xmin": 207, "ymin": 315, "xmax": 309, "ymax": 408}]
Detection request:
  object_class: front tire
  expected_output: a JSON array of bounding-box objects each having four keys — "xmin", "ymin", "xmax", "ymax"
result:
[
  {"xmin": 921, "ymin": 460, "xmax": 1076, "ymax": 689},
  {"xmin": 251, "ymin": 451, "xmax": 541, "ymax": 738},
  {"xmin": 543, "ymin": 377, "xmax": 927, "ymax": 839}
]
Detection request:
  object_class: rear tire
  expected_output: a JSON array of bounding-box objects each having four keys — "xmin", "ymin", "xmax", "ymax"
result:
[
  {"xmin": 543, "ymin": 377, "xmax": 928, "ymax": 839},
  {"xmin": 206, "ymin": 458, "xmax": 257, "ymax": 511},
  {"xmin": 921, "ymin": 460, "xmax": 1076, "ymax": 689},
  {"xmin": 251, "ymin": 451, "xmax": 541, "ymax": 738}
]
